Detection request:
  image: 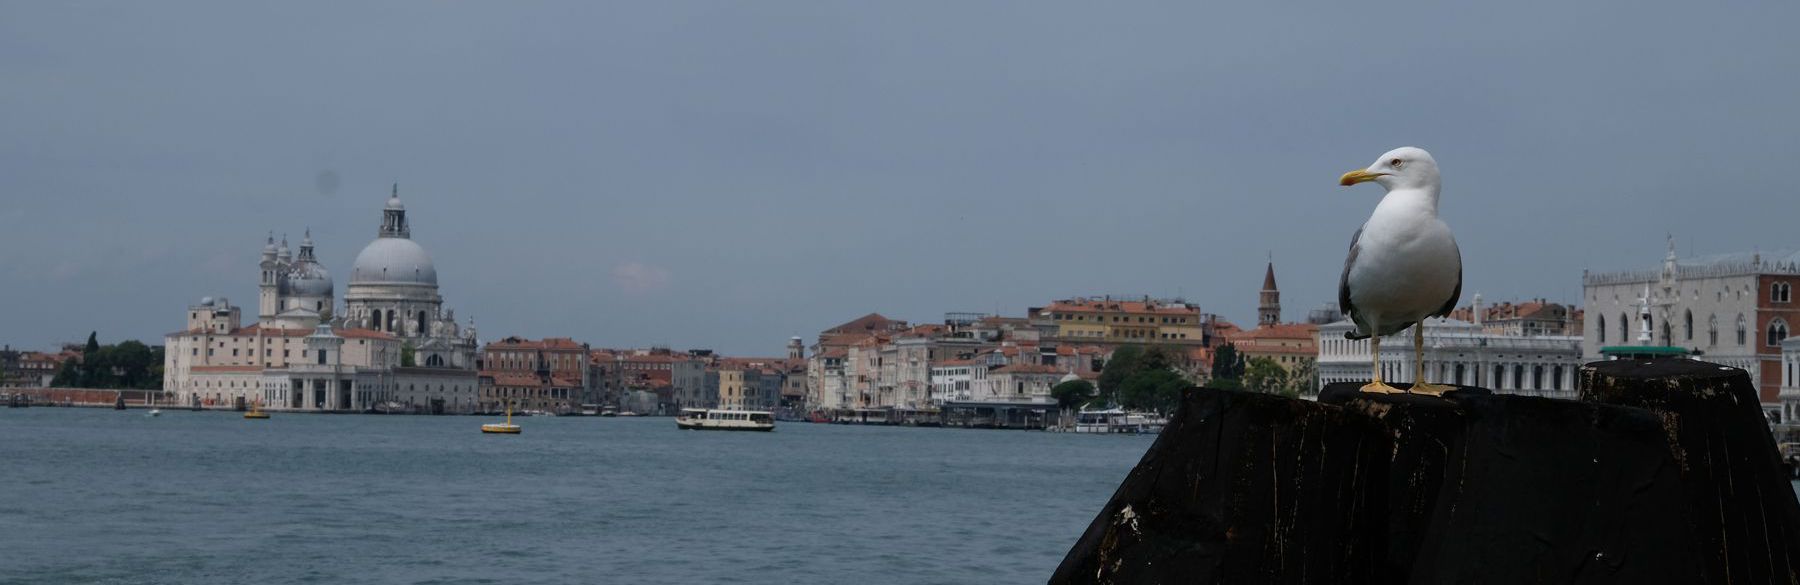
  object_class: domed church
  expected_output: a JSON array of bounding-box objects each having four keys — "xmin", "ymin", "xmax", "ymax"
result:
[
  {"xmin": 340, "ymin": 185, "xmax": 478, "ymax": 369},
  {"xmin": 165, "ymin": 185, "xmax": 480, "ymax": 414}
]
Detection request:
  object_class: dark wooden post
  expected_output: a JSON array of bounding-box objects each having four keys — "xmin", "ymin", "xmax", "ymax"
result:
[
  {"xmin": 1054, "ymin": 366, "xmax": 1797, "ymax": 584},
  {"xmin": 1581, "ymin": 359, "xmax": 1800, "ymax": 583}
]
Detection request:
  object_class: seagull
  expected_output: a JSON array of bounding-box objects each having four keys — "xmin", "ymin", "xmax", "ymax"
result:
[{"xmin": 1337, "ymin": 147, "xmax": 1462, "ymax": 395}]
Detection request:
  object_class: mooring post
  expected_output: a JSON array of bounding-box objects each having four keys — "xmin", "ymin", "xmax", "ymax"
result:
[
  {"xmin": 1581, "ymin": 359, "xmax": 1800, "ymax": 583},
  {"xmin": 1054, "ymin": 361, "xmax": 1800, "ymax": 584}
]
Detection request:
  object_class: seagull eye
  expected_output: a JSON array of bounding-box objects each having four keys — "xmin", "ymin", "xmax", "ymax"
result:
[{"xmin": 1390, "ymin": 158, "xmax": 1404, "ymax": 169}]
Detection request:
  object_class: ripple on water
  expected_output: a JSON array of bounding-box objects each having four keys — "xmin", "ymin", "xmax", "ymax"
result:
[{"xmin": 0, "ymin": 410, "xmax": 1152, "ymax": 585}]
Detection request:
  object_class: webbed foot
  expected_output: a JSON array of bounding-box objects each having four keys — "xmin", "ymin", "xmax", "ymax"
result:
[
  {"xmin": 1409, "ymin": 382, "xmax": 1455, "ymax": 396},
  {"xmin": 1359, "ymin": 381, "xmax": 1402, "ymax": 394}
]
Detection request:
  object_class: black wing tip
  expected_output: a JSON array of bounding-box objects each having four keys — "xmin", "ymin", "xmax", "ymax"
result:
[{"xmin": 1344, "ymin": 331, "xmax": 1370, "ymax": 340}]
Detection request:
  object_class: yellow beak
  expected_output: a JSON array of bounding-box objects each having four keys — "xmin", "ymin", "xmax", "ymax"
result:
[{"xmin": 1339, "ymin": 169, "xmax": 1384, "ymax": 186}]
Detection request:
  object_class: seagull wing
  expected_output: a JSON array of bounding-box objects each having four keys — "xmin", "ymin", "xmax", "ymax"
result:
[
  {"xmin": 1339, "ymin": 227, "xmax": 1371, "ymax": 340},
  {"xmin": 1432, "ymin": 238, "xmax": 1463, "ymax": 318}
]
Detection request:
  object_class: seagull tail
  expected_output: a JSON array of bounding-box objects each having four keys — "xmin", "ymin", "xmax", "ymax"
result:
[{"xmin": 1344, "ymin": 330, "xmax": 1371, "ymax": 340}]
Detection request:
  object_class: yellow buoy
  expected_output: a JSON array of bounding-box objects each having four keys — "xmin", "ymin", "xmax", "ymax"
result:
[
  {"xmin": 482, "ymin": 401, "xmax": 520, "ymax": 434},
  {"xmin": 245, "ymin": 399, "xmax": 270, "ymax": 419}
]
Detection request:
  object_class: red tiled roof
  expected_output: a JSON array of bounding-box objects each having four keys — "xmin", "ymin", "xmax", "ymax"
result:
[
  {"xmin": 335, "ymin": 328, "xmax": 396, "ymax": 341},
  {"xmin": 1229, "ymin": 323, "xmax": 1318, "ymax": 340},
  {"xmin": 1041, "ymin": 299, "xmax": 1199, "ymax": 316},
  {"xmin": 822, "ymin": 313, "xmax": 910, "ymax": 336},
  {"xmin": 487, "ymin": 336, "xmax": 585, "ymax": 351},
  {"xmin": 991, "ymin": 364, "xmax": 1064, "ymax": 374}
]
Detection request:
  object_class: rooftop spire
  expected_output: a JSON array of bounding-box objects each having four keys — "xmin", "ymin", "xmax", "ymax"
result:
[{"xmin": 380, "ymin": 185, "xmax": 411, "ymax": 238}]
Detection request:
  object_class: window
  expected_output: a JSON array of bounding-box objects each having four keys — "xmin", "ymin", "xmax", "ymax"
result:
[
  {"xmin": 1737, "ymin": 314, "xmax": 1748, "ymax": 345},
  {"xmin": 1619, "ymin": 313, "xmax": 1629, "ymax": 343},
  {"xmin": 1775, "ymin": 282, "xmax": 1793, "ymax": 303},
  {"xmin": 1684, "ymin": 310, "xmax": 1693, "ymax": 341},
  {"xmin": 1770, "ymin": 319, "xmax": 1790, "ymax": 347},
  {"xmin": 1709, "ymin": 315, "xmax": 1719, "ymax": 346},
  {"xmin": 1598, "ymin": 315, "xmax": 1606, "ymax": 343}
]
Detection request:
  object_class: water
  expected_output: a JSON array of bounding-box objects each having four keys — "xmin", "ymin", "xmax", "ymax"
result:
[{"xmin": 0, "ymin": 408, "xmax": 1151, "ymax": 585}]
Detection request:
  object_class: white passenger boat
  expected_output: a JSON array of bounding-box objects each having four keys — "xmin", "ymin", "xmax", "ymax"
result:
[{"xmin": 675, "ymin": 408, "xmax": 775, "ymax": 432}]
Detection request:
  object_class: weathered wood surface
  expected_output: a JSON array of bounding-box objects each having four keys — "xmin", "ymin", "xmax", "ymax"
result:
[
  {"xmin": 1581, "ymin": 359, "xmax": 1800, "ymax": 583},
  {"xmin": 1053, "ymin": 361, "xmax": 1800, "ymax": 584}
]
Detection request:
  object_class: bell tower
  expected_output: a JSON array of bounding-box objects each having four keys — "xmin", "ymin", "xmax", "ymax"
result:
[
  {"xmin": 258, "ymin": 233, "xmax": 280, "ymax": 320},
  {"xmin": 1258, "ymin": 261, "xmax": 1281, "ymax": 327}
]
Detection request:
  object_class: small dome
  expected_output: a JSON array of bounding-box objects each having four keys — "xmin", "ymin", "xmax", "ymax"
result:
[
  {"xmin": 350, "ymin": 237, "xmax": 437, "ymax": 286},
  {"xmin": 386, "ymin": 194, "xmax": 404, "ymax": 210},
  {"xmin": 287, "ymin": 261, "xmax": 333, "ymax": 297},
  {"xmin": 201, "ymin": 296, "xmax": 215, "ymax": 306}
]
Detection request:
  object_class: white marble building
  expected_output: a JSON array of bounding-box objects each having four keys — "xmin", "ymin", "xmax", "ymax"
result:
[
  {"xmin": 164, "ymin": 187, "xmax": 480, "ymax": 413},
  {"xmin": 1317, "ymin": 317, "xmax": 1585, "ymax": 398},
  {"xmin": 1582, "ymin": 240, "xmax": 1800, "ymax": 412}
]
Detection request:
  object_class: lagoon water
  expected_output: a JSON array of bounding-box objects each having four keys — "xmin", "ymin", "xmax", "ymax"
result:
[{"xmin": 1, "ymin": 408, "xmax": 1151, "ymax": 584}]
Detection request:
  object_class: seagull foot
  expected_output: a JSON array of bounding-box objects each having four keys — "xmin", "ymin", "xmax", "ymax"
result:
[
  {"xmin": 1359, "ymin": 381, "xmax": 1402, "ymax": 394},
  {"xmin": 1410, "ymin": 382, "xmax": 1456, "ymax": 396}
]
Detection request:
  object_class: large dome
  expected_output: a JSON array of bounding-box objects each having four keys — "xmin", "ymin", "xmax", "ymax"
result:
[{"xmin": 350, "ymin": 237, "xmax": 438, "ymax": 286}]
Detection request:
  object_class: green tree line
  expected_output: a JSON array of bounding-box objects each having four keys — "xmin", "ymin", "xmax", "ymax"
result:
[{"xmin": 50, "ymin": 332, "xmax": 164, "ymax": 389}]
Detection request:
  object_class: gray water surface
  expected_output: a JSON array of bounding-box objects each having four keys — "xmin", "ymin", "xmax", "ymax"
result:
[{"xmin": 1, "ymin": 408, "xmax": 1150, "ymax": 584}]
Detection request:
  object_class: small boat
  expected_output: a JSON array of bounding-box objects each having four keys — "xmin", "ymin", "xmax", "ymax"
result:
[
  {"xmin": 482, "ymin": 402, "xmax": 521, "ymax": 434},
  {"xmin": 675, "ymin": 408, "xmax": 775, "ymax": 432},
  {"xmin": 806, "ymin": 411, "xmax": 832, "ymax": 424},
  {"xmin": 147, "ymin": 393, "xmax": 161, "ymax": 417},
  {"xmin": 245, "ymin": 399, "xmax": 270, "ymax": 420}
]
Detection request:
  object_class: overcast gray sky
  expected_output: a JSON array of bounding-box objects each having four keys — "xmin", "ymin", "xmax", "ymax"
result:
[{"xmin": 4, "ymin": 2, "xmax": 1798, "ymax": 355}]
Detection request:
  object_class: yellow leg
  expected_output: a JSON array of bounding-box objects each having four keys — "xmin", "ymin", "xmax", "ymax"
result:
[
  {"xmin": 1360, "ymin": 335, "xmax": 1401, "ymax": 394},
  {"xmin": 1411, "ymin": 324, "xmax": 1454, "ymax": 396}
]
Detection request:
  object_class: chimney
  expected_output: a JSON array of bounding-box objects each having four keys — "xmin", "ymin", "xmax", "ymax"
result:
[{"xmin": 1472, "ymin": 293, "xmax": 1484, "ymax": 327}]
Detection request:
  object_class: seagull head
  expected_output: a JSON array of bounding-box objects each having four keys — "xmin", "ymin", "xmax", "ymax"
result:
[{"xmin": 1339, "ymin": 146, "xmax": 1438, "ymax": 191}]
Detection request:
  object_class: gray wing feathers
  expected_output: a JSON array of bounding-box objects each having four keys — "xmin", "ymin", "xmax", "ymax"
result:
[
  {"xmin": 1432, "ymin": 238, "xmax": 1463, "ymax": 318},
  {"xmin": 1339, "ymin": 228, "xmax": 1370, "ymax": 340}
]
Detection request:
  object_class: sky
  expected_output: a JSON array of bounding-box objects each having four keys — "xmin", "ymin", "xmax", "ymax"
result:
[{"xmin": 3, "ymin": 1, "xmax": 1799, "ymax": 356}]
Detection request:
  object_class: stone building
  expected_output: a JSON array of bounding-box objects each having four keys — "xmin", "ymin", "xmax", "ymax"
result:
[
  {"xmin": 1583, "ymin": 240, "xmax": 1800, "ymax": 412},
  {"xmin": 1783, "ymin": 337, "xmax": 1800, "ymax": 422},
  {"xmin": 1317, "ymin": 317, "xmax": 1584, "ymax": 398},
  {"xmin": 164, "ymin": 187, "xmax": 480, "ymax": 413},
  {"xmin": 1028, "ymin": 297, "xmax": 1206, "ymax": 344},
  {"xmin": 480, "ymin": 336, "xmax": 589, "ymax": 413}
]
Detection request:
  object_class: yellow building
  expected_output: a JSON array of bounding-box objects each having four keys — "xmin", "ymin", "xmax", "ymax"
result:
[
  {"xmin": 717, "ymin": 369, "xmax": 746, "ymax": 408},
  {"xmin": 1028, "ymin": 298, "xmax": 1205, "ymax": 343}
]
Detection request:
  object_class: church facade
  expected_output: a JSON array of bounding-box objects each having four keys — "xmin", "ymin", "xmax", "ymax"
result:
[{"xmin": 163, "ymin": 187, "xmax": 481, "ymax": 413}]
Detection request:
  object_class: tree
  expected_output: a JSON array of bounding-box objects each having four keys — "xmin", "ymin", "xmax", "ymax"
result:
[
  {"xmin": 400, "ymin": 342, "xmax": 417, "ymax": 367},
  {"xmin": 80, "ymin": 332, "xmax": 119, "ymax": 388},
  {"xmin": 1119, "ymin": 368, "xmax": 1188, "ymax": 415},
  {"xmin": 1243, "ymin": 357, "xmax": 1293, "ymax": 397},
  {"xmin": 1052, "ymin": 379, "xmax": 1097, "ymax": 411},
  {"xmin": 51, "ymin": 359, "xmax": 81, "ymax": 387},
  {"xmin": 1097, "ymin": 345, "xmax": 1143, "ymax": 404},
  {"xmin": 1285, "ymin": 360, "xmax": 1319, "ymax": 396},
  {"xmin": 1211, "ymin": 343, "xmax": 1246, "ymax": 382},
  {"xmin": 109, "ymin": 340, "xmax": 155, "ymax": 389}
]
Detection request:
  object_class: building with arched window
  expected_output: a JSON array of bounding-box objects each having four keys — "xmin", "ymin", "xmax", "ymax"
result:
[
  {"xmin": 163, "ymin": 186, "xmax": 481, "ymax": 413},
  {"xmin": 1583, "ymin": 238, "xmax": 1800, "ymax": 418},
  {"xmin": 1317, "ymin": 317, "xmax": 1584, "ymax": 398}
]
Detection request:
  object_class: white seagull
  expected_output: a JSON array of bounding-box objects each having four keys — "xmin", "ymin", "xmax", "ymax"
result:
[{"xmin": 1337, "ymin": 147, "xmax": 1462, "ymax": 395}]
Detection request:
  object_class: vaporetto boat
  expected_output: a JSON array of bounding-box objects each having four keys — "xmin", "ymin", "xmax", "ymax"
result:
[{"xmin": 675, "ymin": 408, "xmax": 775, "ymax": 432}]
